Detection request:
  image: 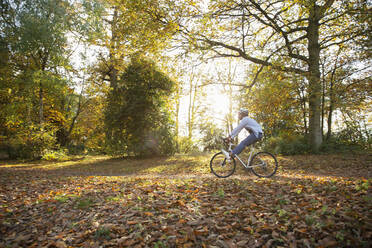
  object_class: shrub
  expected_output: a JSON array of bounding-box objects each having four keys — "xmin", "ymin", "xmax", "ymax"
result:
[
  {"xmin": 263, "ymin": 133, "xmax": 310, "ymax": 155},
  {"xmin": 67, "ymin": 143, "xmax": 86, "ymax": 155},
  {"xmin": 198, "ymin": 121, "xmax": 224, "ymax": 152},
  {"xmin": 177, "ymin": 136, "xmax": 200, "ymax": 154},
  {"xmin": 7, "ymin": 124, "xmax": 58, "ymax": 159},
  {"xmin": 42, "ymin": 148, "xmax": 68, "ymax": 161},
  {"xmin": 320, "ymin": 136, "xmax": 366, "ymax": 153}
]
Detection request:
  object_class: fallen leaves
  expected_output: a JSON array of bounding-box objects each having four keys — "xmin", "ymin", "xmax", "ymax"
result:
[{"xmin": 0, "ymin": 154, "xmax": 371, "ymax": 247}]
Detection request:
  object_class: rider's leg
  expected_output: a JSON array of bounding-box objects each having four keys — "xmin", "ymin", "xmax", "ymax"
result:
[{"xmin": 231, "ymin": 132, "xmax": 262, "ymax": 156}]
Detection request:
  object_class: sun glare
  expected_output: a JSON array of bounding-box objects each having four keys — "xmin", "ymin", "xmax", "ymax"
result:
[
  {"xmin": 208, "ymin": 88, "xmax": 231, "ymax": 119},
  {"xmin": 177, "ymin": 85, "xmax": 232, "ymax": 137}
]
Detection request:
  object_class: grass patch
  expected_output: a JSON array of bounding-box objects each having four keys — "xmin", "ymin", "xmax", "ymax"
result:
[
  {"xmin": 94, "ymin": 227, "xmax": 111, "ymax": 240},
  {"xmin": 54, "ymin": 194, "xmax": 79, "ymax": 203},
  {"xmin": 106, "ymin": 196, "xmax": 121, "ymax": 202},
  {"xmin": 75, "ymin": 198, "xmax": 95, "ymax": 209}
]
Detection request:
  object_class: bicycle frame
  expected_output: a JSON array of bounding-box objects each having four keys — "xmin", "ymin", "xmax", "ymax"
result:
[
  {"xmin": 212, "ymin": 140, "xmax": 278, "ymax": 178},
  {"xmin": 226, "ymin": 142, "xmax": 257, "ymax": 169}
]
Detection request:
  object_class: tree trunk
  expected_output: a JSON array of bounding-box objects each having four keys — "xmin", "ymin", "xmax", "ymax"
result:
[
  {"xmin": 321, "ymin": 63, "xmax": 325, "ymax": 138},
  {"xmin": 326, "ymin": 71, "xmax": 335, "ymax": 141},
  {"xmin": 66, "ymin": 93, "xmax": 83, "ymax": 144},
  {"xmin": 106, "ymin": 8, "xmax": 119, "ymax": 144},
  {"xmin": 175, "ymin": 85, "xmax": 180, "ymax": 139},
  {"xmin": 307, "ymin": 6, "xmax": 323, "ymax": 151},
  {"xmin": 327, "ymin": 94, "xmax": 333, "ymax": 140},
  {"xmin": 188, "ymin": 83, "xmax": 197, "ymax": 140},
  {"xmin": 228, "ymin": 84, "xmax": 233, "ymax": 134},
  {"xmin": 326, "ymin": 46, "xmax": 341, "ymax": 141},
  {"xmin": 39, "ymin": 83, "xmax": 44, "ymax": 124},
  {"xmin": 109, "ymin": 8, "xmax": 118, "ymax": 89},
  {"xmin": 298, "ymin": 86, "xmax": 308, "ymax": 135},
  {"xmin": 188, "ymin": 80, "xmax": 193, "ymax": 140},
  {"xmin": 188, "ymin": 67, "xmax": 197, "ymax": 141}
]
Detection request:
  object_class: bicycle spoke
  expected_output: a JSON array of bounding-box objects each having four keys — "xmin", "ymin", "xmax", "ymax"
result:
[
  {"xmin": 210, "ymin": 152, "xmax": 236, "ymax": 178},
  {"xmin": 250, "ymin": 152, "xmax": 278, "ymax": 178}
]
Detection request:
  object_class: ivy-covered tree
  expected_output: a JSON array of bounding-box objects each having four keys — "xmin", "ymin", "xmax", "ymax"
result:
[{"xmin": 105, "ymin": 57, "xmax": 176, "ymax": 157}]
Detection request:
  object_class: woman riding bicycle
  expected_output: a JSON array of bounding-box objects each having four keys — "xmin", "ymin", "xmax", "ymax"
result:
[{"xmin": 222, "ymin": 108, "xmax": 263, "ymax": 160}]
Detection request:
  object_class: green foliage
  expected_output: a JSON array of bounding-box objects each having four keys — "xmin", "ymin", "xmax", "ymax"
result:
[
  {"xmin": 0, "ymin": 0, "xmax": 85, "ymax": 159},
  {"xmin": 104, "ymin": 57, "xmax": 176, "ymax": 157},
  {"xmin": 216, "ymin": 188, "xmax": 225, "ymax": 198},
  {"xmin": 42, "ymin": 148, "xmax": 68, "ymax": 161},
  {"xmin": 199, "ymin": 122, "xmax": 224, "ymax": 152},
  {"xmin": 320, "ymin": 127, "xmax": 371, "ymax": 153},
  {"xmin": 177, "ymin": 137, "xmax": 199, "ymax": 154},
  {"xmin": 154, "ymin": 241, "xmax": 167, "ymax": 248},
  {"xmin": 94, "ymin": 227, "xmax": 111, "ymax": 240},
  {"xmin": 11, "ymin": 0, "xmax": 71, "ymax": 68},
  {"xmin": 67, "ymin": 144, "xmax": 86, "ymax": 155},
  {"xmin": 6, "ymin": 124, "xmax": 58, "ymax": 159},
  {"xmin": 263, "ymin": 132, "xmax": 311, "ymax": 155},
  {"xmin": 76, "ymin": 198, "xmax": 94, "ymax": 209},
  {"xmin": 242, "ymin": 67, "xmax": 305, "ymax": 138},
  {"xmin": 355, "ymin": 180, "xmax": 369, "ymax": 192}
]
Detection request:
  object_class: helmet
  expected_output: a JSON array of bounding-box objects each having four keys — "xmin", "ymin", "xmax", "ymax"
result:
[{"xmin": 239, "ymin": 108, "xmax": 248, "ymax": 115}]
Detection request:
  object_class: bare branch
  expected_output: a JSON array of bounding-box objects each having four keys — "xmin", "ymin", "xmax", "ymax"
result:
[
  {"xmin": 197, "ymin": 82, "xmax": 251, "ymax": 88},
  {"xmin": 200, "ymin": 37, "xmax": 306, "ymax": 74}
]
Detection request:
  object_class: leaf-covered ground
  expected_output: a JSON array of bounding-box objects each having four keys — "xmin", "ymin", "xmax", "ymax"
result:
[{"xmin": 0, "ymin": 153, "xmax": 371, "ymax": 247}]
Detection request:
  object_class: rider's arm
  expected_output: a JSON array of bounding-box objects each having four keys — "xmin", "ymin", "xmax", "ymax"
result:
[{"xmin": 229, "ymin": 117, "xmax": 249, "ymax": 139}]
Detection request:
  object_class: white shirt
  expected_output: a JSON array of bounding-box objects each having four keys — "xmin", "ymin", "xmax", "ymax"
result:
[{"xmin": 230, "ymin": 116, "xmax": 263, "ymax": 139}]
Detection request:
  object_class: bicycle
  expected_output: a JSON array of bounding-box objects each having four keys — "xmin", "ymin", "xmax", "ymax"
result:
[{"xmin": 210, "ymin": 139, "xmax": 278, "ymax": 178}]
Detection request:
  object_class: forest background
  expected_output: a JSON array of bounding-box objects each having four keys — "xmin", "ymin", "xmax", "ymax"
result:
[{"xmin": 0, "ymin": 0, "xmax": 371, "ymax": 160}]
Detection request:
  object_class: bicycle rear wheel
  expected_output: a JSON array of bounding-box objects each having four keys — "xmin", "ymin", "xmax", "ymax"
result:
[
  {"xmin": 210, "ymin": 152, "xmax": 236, "ymax": 178},
  {"xmin": 250, "ymin": 152, "xmax": 278, "ymax": 178}
]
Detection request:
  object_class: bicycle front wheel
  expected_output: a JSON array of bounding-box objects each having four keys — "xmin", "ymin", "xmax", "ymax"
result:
[
  {"xmin": 210, "ymin": 152, "xmax": 236, "ymax": 178},
  {"xmin": 250, "ymin": 152, "xmax": 278, "ymax": 178}
]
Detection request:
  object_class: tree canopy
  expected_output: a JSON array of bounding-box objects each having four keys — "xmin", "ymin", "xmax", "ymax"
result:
[{"xmin": 0, "ymin": 0, "xmax": 370, "ymax": 159}]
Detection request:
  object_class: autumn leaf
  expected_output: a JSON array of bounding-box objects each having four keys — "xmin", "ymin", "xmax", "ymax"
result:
[{"xmin": 0, "ymin": 154, "xmax": 370, "ymax": 247}]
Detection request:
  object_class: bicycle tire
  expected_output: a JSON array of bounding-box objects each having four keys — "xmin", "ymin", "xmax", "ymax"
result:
[
  {"xmin": 250, "ymin": 152, "xmax": 278, "ymax": 178},
  {"xmin": 210, "ymin": 152, "xmax": 236, "ymax": 178}
]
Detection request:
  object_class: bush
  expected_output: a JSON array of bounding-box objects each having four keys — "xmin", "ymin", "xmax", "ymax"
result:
[
  {"xmin": 198, "ymin": 122, "xmax": 224, "ymax": 152},
  {"xmin": 42, "ymin": 148, "xmax": 68, "ymax": 161},
  {"xmin": 264, "ymin": 129, "xmax": 370, "ymax": 155},
  {"xmin": 320, "ymin": 136, "xmax": 367, "ymax": 153},
  {"xmin": 6, "ymin": 124, "xmax": 58, "ymax": 159},
  {"xmin": 67, "ymin": 143, "xmax": 86, "ymax": 155},
  {"xmin": 177, "ymin": 136, "xmax": 200, "ymax": 154},
  {"xmin": 7, "ymin": 143, "xmax": 34, "ymax": 159},
  {"xmin": 263, "ymin": 133, "xmax": 310, "ymax": 155},
  {"xmin": 135, "ymin": 128, "xmax": 177, "ymax": 157}
]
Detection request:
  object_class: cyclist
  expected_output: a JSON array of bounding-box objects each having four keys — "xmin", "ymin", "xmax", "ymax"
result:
[{"xmin": 222, "ymin": 108, "xmax": 263, "ymax": 160}]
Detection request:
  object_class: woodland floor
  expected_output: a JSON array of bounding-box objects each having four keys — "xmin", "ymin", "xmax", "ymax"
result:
[{"xmin": 0, "ymin": 153, "xmax": 371, "ymax": 248}]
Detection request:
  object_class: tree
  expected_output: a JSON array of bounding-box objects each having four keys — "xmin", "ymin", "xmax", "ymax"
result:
[
  {"xmin": 0, "ymin": 0, "xmax": 90, "ymax": 158},
  {"xmin": 105, "ymin": 57, "xmax": 176, "ymax": 156},
  {"xmin": 81, "ymin": 0, "xmax": 179, "ymax": 147},
  {"xmin": 243, "ymin": 67, "xmax": 304, "ymax": 137},
  {"xmin": 199, "ymin": 121, "xmax": 224, "ymax": 152},
  {"xmin": 10, "ymin": 0, "xmax": 72, "ymax": 123},
  {"xmin": 81, "ymin": 0, "xmax": 178, "ymax": 88},
  {"xmin": 320, "ymin": 45, "xmax": 371, "ymax": 141},
  {"xmin": 177, "ymin": 0, "xmax": 370, "ymax": 151}
]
